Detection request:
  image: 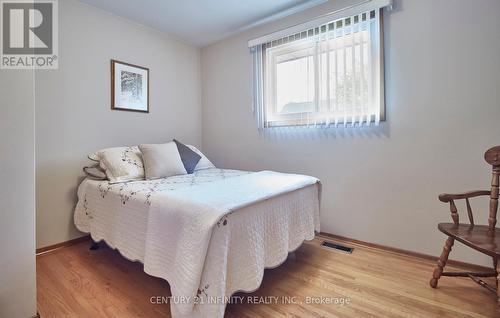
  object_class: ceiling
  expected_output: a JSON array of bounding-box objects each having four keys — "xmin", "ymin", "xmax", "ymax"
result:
[{"xmin": 79, "ymin": 0, "xmax": 328, "ymax": 47}]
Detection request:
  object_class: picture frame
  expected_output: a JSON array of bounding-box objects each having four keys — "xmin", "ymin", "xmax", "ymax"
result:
[{"xmin": 111, "ymin": 59, "xmax": 150, "ymax": 113}]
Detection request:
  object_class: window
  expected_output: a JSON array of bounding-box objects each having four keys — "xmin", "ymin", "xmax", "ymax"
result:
[{"xmin": 252, "ymin": 9, "xmax": 385, "ymax": 129}]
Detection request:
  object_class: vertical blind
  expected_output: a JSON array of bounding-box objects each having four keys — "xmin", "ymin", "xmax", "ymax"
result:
[{"xmin": 251, "ymin": 2, "xmax": 389, "ymax": 129}]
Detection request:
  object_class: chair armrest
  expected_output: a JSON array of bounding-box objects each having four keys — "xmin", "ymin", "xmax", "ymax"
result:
[{"xmin": 439, "ymin": 190, "xmax": 491, "ymax": 203}]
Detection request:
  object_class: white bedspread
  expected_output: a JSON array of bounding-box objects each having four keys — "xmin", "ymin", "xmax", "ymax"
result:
[{"xmin": 74, "ymin": 168, "xmax": 321, "ymax": 317}]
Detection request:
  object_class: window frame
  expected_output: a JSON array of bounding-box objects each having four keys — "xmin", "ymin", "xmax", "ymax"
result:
[
  {"xmin": 261, "ymin": 10, "xmax": 386, "ymax": 128},
  {"xmin": 265, "ymin": 39, "xmax": 318, "ymax": 126}
]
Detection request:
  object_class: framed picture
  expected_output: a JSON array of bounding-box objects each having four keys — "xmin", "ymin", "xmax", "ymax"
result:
[{"xmin": 111, "ymin": 59, "xmax": 149, "ymax": 113}]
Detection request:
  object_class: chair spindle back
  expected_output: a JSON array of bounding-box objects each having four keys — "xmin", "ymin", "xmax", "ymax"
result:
[{"xmin": 485, "ymin": 146, "xmax": 500, "ymax": 230}]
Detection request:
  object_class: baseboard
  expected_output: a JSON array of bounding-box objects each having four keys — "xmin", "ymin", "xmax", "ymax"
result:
[
  {"xmin": 36, "ymin": 235, "xmax": 91, "ymax": 256},
  {"xmin": 319, "ymin": 232, "xmax": 493, "ymax": 272},
  {"xmin": 35, "ymin": 232, "xmax": 492, "ymax": 272}
]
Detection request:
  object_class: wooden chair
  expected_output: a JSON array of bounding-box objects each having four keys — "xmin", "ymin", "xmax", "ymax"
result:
[{"xmin": 430, "ymin": 146, "xmax": 500, "ymax": 304}]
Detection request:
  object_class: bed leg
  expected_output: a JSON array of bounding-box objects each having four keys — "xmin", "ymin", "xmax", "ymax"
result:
[{"xmin": 89, "ymin": 241, "xmax": 99, "ymax": 251}]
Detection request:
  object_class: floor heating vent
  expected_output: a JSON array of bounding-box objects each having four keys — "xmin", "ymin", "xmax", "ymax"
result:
[{"xmin": 321, "ymin": 241, "xmax": 354, "ymax": 254}]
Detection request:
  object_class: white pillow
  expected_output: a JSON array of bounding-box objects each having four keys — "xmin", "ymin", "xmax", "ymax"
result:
[
  {"xmin": 139, "ymin": 142, "xmax": 187, "ymax": 179},
  {"xmin": 187, "ymin": 145, "xmax": 216, "ymax": 171},
  {"xmin": 91, "ymin": 146, "xmax": 145, "ymax": 183}
]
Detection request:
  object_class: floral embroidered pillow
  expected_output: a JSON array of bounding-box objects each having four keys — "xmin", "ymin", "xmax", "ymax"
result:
[{"xmin": 92, "ymin": 146, "xmax": 145, "ymax": 183}]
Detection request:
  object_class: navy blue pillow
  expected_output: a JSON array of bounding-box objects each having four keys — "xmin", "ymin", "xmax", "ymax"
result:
[{"xmin": 173, "ymin": 139, "xmax": 201, "ymax": 174}]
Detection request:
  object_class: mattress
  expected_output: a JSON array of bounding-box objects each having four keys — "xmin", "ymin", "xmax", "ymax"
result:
[{"xmin": 74, "ymin": 168, "xmax": 321, "ymax": 318}]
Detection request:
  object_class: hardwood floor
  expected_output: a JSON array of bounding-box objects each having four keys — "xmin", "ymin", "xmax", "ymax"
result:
[{"xmin": 37, "ymin": 236, "xmax": 499, "ymax": 318}]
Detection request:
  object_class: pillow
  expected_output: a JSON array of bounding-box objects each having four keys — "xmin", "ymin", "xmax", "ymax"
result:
[
  {"xmin": 187, "ymin": 145, "xmax": 216, "ymax": 171},
  {"xmin": 174, "ymin": 139, "xmax": 201, "ymax": 174},
  {"xmin": 139, "ymin": 142, "xmax": 187, "ymax": 179},
  {"xmin": 88, "ymin": 152, "xmax": 100, "ymax": 162},
  {"xmin": 83, "ymin": 164, "xmax": 107, "ymax": 180},
  {"xmin": 92, "ymin": 146, "xmax": 145, "ymax": 183}
]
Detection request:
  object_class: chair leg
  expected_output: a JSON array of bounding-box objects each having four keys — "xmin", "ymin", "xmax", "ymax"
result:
[
  {"xmin": 496, "ymin": 259, "xmax": 500, "ymax": 305},
  {"xmin": 430, "ymin": 237, "xmax": 454, "ymax": 288},
  {"xmin": 495, "ymin": 258, "xmax": 498, "ymax": 289}
]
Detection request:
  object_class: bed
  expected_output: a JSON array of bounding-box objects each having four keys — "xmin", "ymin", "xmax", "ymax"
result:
[{"xmin": 74, "ymin": 167, "xmax": 321, "ymax": 318}]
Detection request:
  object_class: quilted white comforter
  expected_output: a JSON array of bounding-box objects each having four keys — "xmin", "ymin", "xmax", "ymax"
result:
[{"xmin": 74, "ymin": 168, "xmax": 321, "ymax": 317}]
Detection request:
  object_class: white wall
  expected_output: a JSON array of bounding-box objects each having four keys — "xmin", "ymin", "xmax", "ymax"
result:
[
  {"xmin": 201, "ymin": 0, "xmax": 500, "ymax": 266},
  {"xmin": 0, "ymin": 70, "xmax": 37, "ymax": 316},
  {"xmin": 35, "ymin": 0, "xmax": 201, "ymax": 248}
]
